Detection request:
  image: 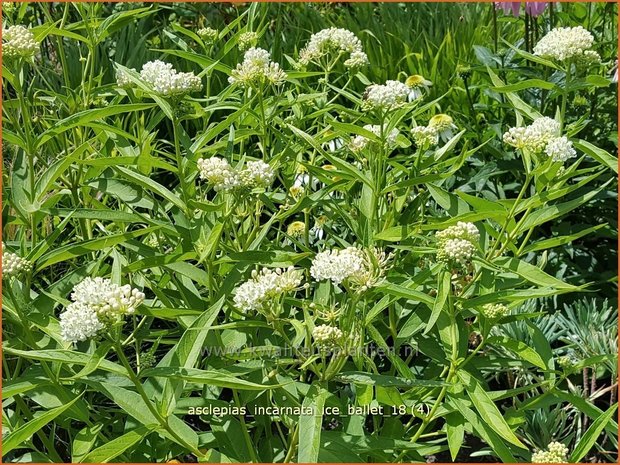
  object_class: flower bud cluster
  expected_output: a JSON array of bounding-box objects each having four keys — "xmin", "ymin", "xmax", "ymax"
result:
[
  {"xmin": 2, "ymin": 25, "xmax": 38, "ymax": 60},
  {"xmin": 139, "ymin": 60, "xmax": 202, "ymax": 96},
  {"xmin": 531, "ymin": 441, "xmax": 569, "ymax": 463},
  {"xmin": 228, "ymin": 47, "xmax": 287, "ymax": 87},
  {"xmin": 297, "ymin": 28, "xmax": 368, "ymax": 69},
  {"xmin": 312, "ymin": 324, "xmax": 344, "ymax": 349},
  {"xmin": 2, "ymin": 246, "xmax": 32, "ymax": 279},
  {"xmin": 233, "ymin": 267, "xmax": 303, "ymax": 312},
  {"xmin": 349, "ymin": 124, "xmax": 399, "ymax": 153},
  {"xmin": 197, "ymin": 157, "xmax": 275, "ymax": 192},
  {"xmin": 362, "ymin": 80, "xmax": 410, "ymax": 111},
  {"xmin": 435, "ymin": 222, "xmax": 479, "ymax": 266},
  {"xmin": 481, "ymin": 303, "xmax": 509, "ymax": 319}
]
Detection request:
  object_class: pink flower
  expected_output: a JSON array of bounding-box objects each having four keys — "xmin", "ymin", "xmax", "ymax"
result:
[
  {"xmin": 496, "ymin": 2, "xmax": 521, "ymax": 17},
  {"xmin": 495, "ymin": 2, "xmax": 548, "ymax": 18},
  {"xmin": 525, "ymin": 2, "xmax": 548, "ymax": 17}
]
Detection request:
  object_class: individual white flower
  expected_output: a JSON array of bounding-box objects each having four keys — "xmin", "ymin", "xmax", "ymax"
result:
[
  {"xmin": 405, "ymin": 75, "xmax": 431, "ymax": 101},
  {"xmin": 410, "ymin": 126, "xmax": 439, "ymax": 148},
  {"xmin": 298, "ymin": 27, "xmax": 366, "ymax": 69},
  {"xmin": 428, "ymin": 114, "xmax": 457, "ymax": 141},
  {"xmin": 533, "ymin": 26, "xmax": 596, "ymax": 63},
  {"xmin": 2, "ymin": 25, "xmax": 38, "ymax": 59},
  {"xmin": 59, "ymin": 302, "xmax": 105, "ymax": 343},
  {"xmin": 197, "ymin": 157, "xmax": 240, "ymax": 191},
  {"xmin": 363, "ymin": 80, "xmax": 410, "ymax": 111},
  {"xmin": 325, "ymin": 137, "xmax": 345, "ymax": 152},
  {"xmin": 436, "ymin": 222, "xmax": 479, "ymax": 266},
  {"xmin": 531, "ymin": 441, "xmax": 569, "ymax": 463},
  {"xmin": 240, "ymin": 160, "xmax": 275, "ymax": 188},
  {"xmin": 238, "ymin": 31, "xmax": 259, "ymax": 51},
  {"xmin": 544, "ymin": 136, "xmax": 576, "ymax": 162},
  {"xmin": 233, "ymin": 267, "xmax": 303, "ymax": 312},
  {"xmin": 481, "ymin": 303, "xmax": 509, "ymax": 319},
  {"xmin": 2, "ymin": 246, "xmax": 32, "ymax": 279},
  {"xmin": 312, "ymin": 324, "xmax": 343, "ymax": 349},
  {"xmin": 310, "ymin": 215, "xmax": 328, "ymax": 242},
  {"xmin": 228, "ymin": 47, "xmax": 287, "ymax": 87},
  {"xmin": 139, "ymin": 60, "xmax": 202, "ymax": 96},
  {"xmin": 198, "ymin": 27, "xmax": 218, "ymax": 44}
]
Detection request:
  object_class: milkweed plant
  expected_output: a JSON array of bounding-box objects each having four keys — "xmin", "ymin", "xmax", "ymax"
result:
[{"xmin": 1, "ymin": 2, "xmax": 617, "ymax": 464}]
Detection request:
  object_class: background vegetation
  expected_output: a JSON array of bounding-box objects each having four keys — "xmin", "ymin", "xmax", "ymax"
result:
[{"xmin": 2, "ymin": 2, "xmax": 617, "ymax": 463}]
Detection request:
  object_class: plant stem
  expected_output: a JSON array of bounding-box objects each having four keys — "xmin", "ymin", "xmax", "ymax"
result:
[{"xmin": 114, "ymin": 340, "xmax": 204, "ymax": 459}]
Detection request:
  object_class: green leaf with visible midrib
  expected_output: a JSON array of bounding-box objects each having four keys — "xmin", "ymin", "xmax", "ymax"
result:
[
  {"xmin": 139, "ymin": 367, "xmax": 283, "ymax": 390},
  {"xmin": 458, "ymin": 370, "xmax": 527, "ymax": 449},
  {"xmin": 298, "ymin": 386, "xmax": 328, "ymax": 463},
  {"xmin": 486, "ymin": 336, "xmax": 547, "ymax": 370},
  {"xmin": 36, "ymin": 226, "xmax": 160, "ymax": 271},
  {"xmin": 570, "ymin": 403, "xmax": 617, "ymax": 462},
  {"xmin": 80, "ymin": 425, "xmax": 157, "ymax": 463}
]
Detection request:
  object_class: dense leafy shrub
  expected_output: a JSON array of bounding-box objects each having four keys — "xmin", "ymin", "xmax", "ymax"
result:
[{"xmin": 2, "ymin": 3, "xmax": 617, "ymax": 463}]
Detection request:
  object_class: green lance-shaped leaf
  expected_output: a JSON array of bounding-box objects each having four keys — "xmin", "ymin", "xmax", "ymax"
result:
[
  {"xmin": 570, "ymin": 403, "xmax": 618, "ymax": 463},
  {"xmin": 424, "ymin": 269, "xmax": 451, "ymax": 335},
  {"xmin": 3, "ymin": 396, "xmax": 82, "ymax": 456},
  {"xmin": 81, "ymin": 425, "xmax": 158, "ymax": 463},
  {"xmin": 486, "ymin": 336, "xmax": 547, "ymax": 370},
  {"xmin": 298, "ymin": 385, "xmax": 328, "ymax": 463},
  {"xmin": 458, "ymin": 370, "xmax": 527, "ymax": 448}
]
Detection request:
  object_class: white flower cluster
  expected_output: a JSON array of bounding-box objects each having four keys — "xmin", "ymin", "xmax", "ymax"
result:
[
  {"xmin": 228, "ymin": 47, "xmax": 287, "ymax": 87},
  {"xmin": 2, "ymin": 246, "xmax": 32, "ymax": 279},
  {"xmin": 436, "ymin": 222, "xmax": 480, "ymax": 266},
  {"xmin": 349, "ymin": 124, "xmax": 399, "ymax": 153},
  {"xmin": 196, "ymin": 157, "xmax": 240, "ymax": 191},
  {"xmin": 239, "ymin": 160, "xmax": 276, "ymax": 188},
  {"xmin": 311, "ymin": 247, "xmax": 391, "ymax": 290},
  {"xmin": 197, "ymin": 157, "xmax": 275, "ymax": 192},
  {"xmin": 531, "ymin": 441, "xmax": 569, "ymax": 463},
  {"xmin": 533, "ymin": 26, "xmax": 599, "ymax": 63},
  {"xmin": 311, "ymin": 247, "xmax": 365, "ymax": 285},
  {"xmin": 363, "ymin": 80, "xmax": 410, "ymax": 111},
  {"xmin": 2, "ymin": 25, "xmax": 38, "ymax": 59},
  {"xmin": 544, "ymin": 136, "xmax": 577, "ymax": 162},
  {"xmin": 312, "ymin": 324, "xmax": 343, "ymax": 349},
  {"xmin": 139, "ymin": 60, "xmax": 202, "ymax": 96},
  {"xmin": 410, "ymin": 125, "xmax": 439, "ymax": 148},
  {"xmin": 233, "ymin": 267, "xmax": 303, "ymax": 312},
  {"xmin": 198, "ymin": 27, "xmax": 218, "ymax": 44},
  {"xmin": 503, "ymin": 117, "xmax": 576, "ymax": 162},
  {"xmin": 481, "ymin": 303, "xmax": 509, "ymax": 319},
  {"xmin": 60, "ymin": 277, "xmax": 145, "ymax": 343},
  {"xmin": 115, "ymin": 67, "xmax": 134, "ymax": 88},
  {"xmin": 298, "ymin": 27, "xmax": 368, "ymax": 69},
  {"xmin": 238, "ymin": 31, "xmax": 259, "ymax": 51}
]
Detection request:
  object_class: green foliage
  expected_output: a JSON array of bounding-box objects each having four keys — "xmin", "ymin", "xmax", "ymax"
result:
[{"xmin": 2, "ymin": 2, "xmax": 617, "ymax": 463}]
